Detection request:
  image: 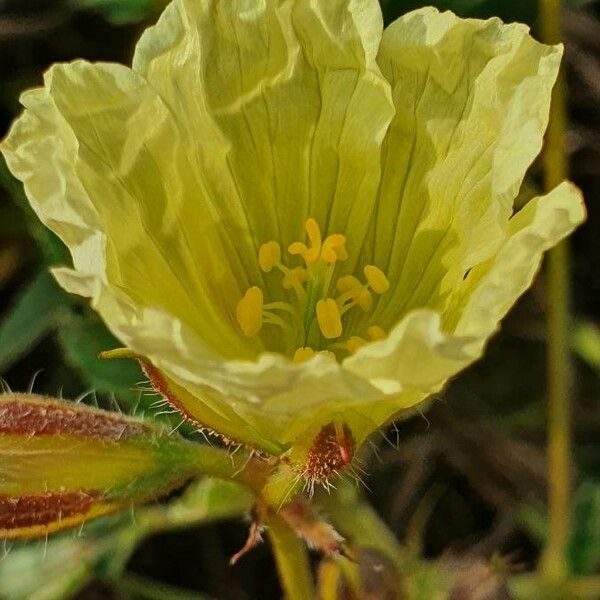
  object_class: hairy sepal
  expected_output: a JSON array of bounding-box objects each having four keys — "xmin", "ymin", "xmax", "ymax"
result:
[{"xmin": 0, "ymin": 393, "xmax": 201, "ymax": 538}]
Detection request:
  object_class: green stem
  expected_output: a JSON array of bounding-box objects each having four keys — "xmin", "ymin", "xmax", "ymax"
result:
[
  {"xmin": 183, "ymin": 444, "xmax": 303, "ymax": 510},
  {"xmin": 184, "ymin": 443, "xmax": 271, "ymax": 495},
  {"xmin": 266, "ymin": 515, "xmax": 314, "ymax": 600},
  {"xmin": 318, "ymin": 483, "xmax": 405, "ymax": 570},
  {"xmin": 538, "ymin": 0, "xmax": 572, "ymax": 584}
]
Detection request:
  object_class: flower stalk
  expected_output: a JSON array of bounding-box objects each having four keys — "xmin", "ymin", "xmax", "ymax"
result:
[
  {"xmin": 538, "ymin": 0, "xmax": 573, "ymax": 584},
  {"xmin": 266, "ymin": 514, "xmax": 314, "ymax": 600}
]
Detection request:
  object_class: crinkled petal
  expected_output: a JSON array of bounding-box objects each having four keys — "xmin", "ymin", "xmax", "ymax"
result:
[
  {"xmin": 344, "ymin": 310, "xmax": 477, "ymax": 393},
  {"xmin": 448, "ymin": 181, "xmax": 586, "ymax": 337},
  {"xmin": 50, "ymin": 266, "xmax": 278, "ymax": 451},
  {"xmin": 51, "ymin": 266, "xmax": 382, "ymax": 453},
  {"xmin": 133, "ymin": 0, "xmax": 394, "ymax": 274},
  {"xmin": 347, "ymin": 182, "xmax": 585, "ymax": 392},
  {"xmin": 2, "ymin": 61, "xmax": 258, "ymax": 359},
  {"xmin": 49, "ymin": 182, "xmax": 583, "ymax": 461},
  {"xmin": 372, "ymin": 7, "xmax": 563, "ymax": 326}
]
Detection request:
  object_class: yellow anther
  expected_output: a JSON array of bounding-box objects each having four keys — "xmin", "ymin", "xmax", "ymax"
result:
[
  {"xmin": 346, "ymin": 336, "xmax": 367, "ymax": 354},
  {"xmin": 321, "ymin": 248, "xmax": 337, "ymax": 263},
  {"xmin": 292, "ymin": 218, "xmax": 319, "ymax": 263},
  {"xmin": 288, "ymin": 241, "xmax": 309, "ymax": 257},
  {"xmin": 336, "ymin": 275, "xmax": 361, "ymax": 293},
  {"xmin": 283, "ymin": 267, "xmax": 308, "ymax": 290},
  {"xmin": 321, "ymin": 234, "xmax": 348, "ymax": 264},
  {"xmin": 258, "ymin": 241, "xmax": 281, "ymax": 272},
  {"xmin": 367, "ymin": 325, "xmax": 387, "ymax": 341},
  {"xmin": 238, "ymin": 220, "xmax": 389, "ymax": 356},
  {"xmin": 293, "ymin": 347, "xmax": 316, "ymax": 363},
  {"xmin": 354, "ymin": 288, "xmax": 373, "ymax": 312},
  {"xmin": 316, "ymin": 298, "xmax": 343, "ymax": 339},
  {"xmin": 288, "ymin": 219, "xmax": 347, "ymax": 265},
  {"xmin": 305, "ymin": 218, "xmax": 322, "ymax": 249},
  {"xmin": 364, "ymin": 265, "xmax": 390, "ymax": 294},
  {"xmin": 236, "ymin": 286, "xmax": 264, "ymax": 337},
  {"xmin": 334, "ymin": 244, "xmax": 348, "ymax": 261},
  {"xmin": 293, "ymin": 347, "xmax": 336, "ymax": 363}
]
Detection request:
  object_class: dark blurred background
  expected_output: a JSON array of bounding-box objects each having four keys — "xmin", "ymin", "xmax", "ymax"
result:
[{"xmin": 0, "ymin": 1, "xmax": 599, "ymax": 599}]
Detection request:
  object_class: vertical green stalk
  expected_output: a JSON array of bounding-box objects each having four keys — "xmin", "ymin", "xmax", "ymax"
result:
[
  {"xmin": 266, "ymin": 515, "xmax": 314, "ymax": 600},
  {"xmin": 538, "ymin": 0, "xmax": 572, "ymax": 584}
]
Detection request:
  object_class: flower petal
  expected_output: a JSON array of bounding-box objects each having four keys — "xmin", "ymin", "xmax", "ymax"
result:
[
  {"xmin": 448, "ymin": 181, "xmax": 586, "ymax": 337},
  {"xmin": 1, "ymin": 61, "xmax": 259, "ymax": 359},
  {"xmin": 346, "ymin": 182, "xmax": 585, "ymax": 393},
  {"xmin": 372, "ymin": 8, "xmax": 563, "ymax": 325},
  {"xmin": 344, "ymin": 309, "xmax": 476, "ymax": 393},
  {"xmin": 133, "ymin": 0, "xmax": 394, "ymax": 269},
  {"xmin": 138, "ymin": 356, "xmax": 286, "ymax": 455}
]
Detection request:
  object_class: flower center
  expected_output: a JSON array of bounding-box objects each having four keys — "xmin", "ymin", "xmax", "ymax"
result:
[{"xmin": 236, "ymin": 218, "xmax": 389, "ymax": 361}]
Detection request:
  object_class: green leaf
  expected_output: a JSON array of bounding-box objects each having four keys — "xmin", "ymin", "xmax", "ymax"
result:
[
  {"xmin": 0, "ymin": 535, "xmax": 97, "ymax": 600},
  {"xmin": 57, "ymin": 313, "xmax": 143, "ymax": 409},
  {"xmin": 0, "ymin": 271, "xmax": 67, "ymax": 372},
  {"xmin": 569, "ymin": 481, "xmax": 600, "ymax": 575}
]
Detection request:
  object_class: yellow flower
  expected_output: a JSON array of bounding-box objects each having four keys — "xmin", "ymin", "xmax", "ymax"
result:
[{"xmin": 1, "ymin": 1, "xmax": 585, "ymax": 480}]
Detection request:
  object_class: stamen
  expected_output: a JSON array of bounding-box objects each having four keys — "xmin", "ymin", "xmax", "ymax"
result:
[
  {"xmin": 336, "ymin": 275, "xmax": 361, "ymax": 293},
  {"xmin": 258, "ymin": 241, "xmax": 281, "ymax": 273},
  {"xmin": 346, "ymin": 336, "xmax": 367, "ymax": 354},
  {"xmin": 304, "ymin": 218, "xmax": 322, "ymax": 263},
  {"xmin": 293, "ymin": 347, "xmax": 336, "ymax": 363},
  {"xmin": 238, "ymin": 218, "xmax": 391, "ymax": 357},
  {"xmin": 263, "ymin": 312, "xmax": 292, "ymax": 331},
  {"xmin": 263, "ymin": 301, "xmax": 296, "ymax": 315},
  {"xmin": 288, "ymin": 219, "xmax": 325, "ymax": 265},
  {"xmin": 364, "ymin": 265, "xmax": 390, "ymax": 294},
  {"xmin": 333, "ymin": 244, "xmax": 348, "ymax": 262},
  {"xmin": 282, "ymin": 267, "xmax": 308, "ymax": 290},
  {"xmin": 354, "ymin": 288, "xmax": 373, "ymax": 312},
  {"xmin": 288, "ymin": 241, "xmax": 309, "ymax": 259},
  {"xmin": 316, "ymin": 299, "xmax": 343, "ymax": 339},
  {"xmin": 236, "ymin": 287, "xmax": 264, "ymax": 337},
  {"xmin": 321, "ymin": 234, "xmax": 347, "ymax": 264},
  {"xmin": 293, "ymin": 347, "xmax": 315, "ymax": 363},
  {"xmin": 367, "ymin": 326, "xmax": 387, "ymax": 341}
]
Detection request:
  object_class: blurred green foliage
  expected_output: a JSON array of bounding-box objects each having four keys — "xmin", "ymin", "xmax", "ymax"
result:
[
  {"xmin": 0, "ymin": 479, "xmax": 252, "ymax": 600},
  {"xmin": 70, "ymin": 0, "xmax": 159, "ymax": 24},
  {"xmin": 0, "ymin": 271, "xmax": 67, "ymax": 372},
  {"xmin": 569, "ymin": 482, "xmax": 600, "ymax": 575}
]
